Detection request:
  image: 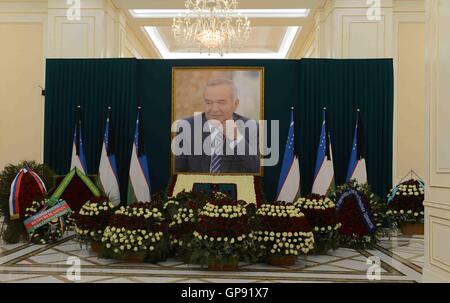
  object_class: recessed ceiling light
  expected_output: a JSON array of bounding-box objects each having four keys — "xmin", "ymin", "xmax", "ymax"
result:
[
  {"xmin": 131, "ymin": 9, "xmax": 309, "ymax": 18},
  {"xmin": 143, "ymin": 26, "xmax": 300, "ymax": 59}
]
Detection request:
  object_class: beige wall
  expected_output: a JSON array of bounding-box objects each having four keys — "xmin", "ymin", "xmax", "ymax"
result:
[
  {"xmin": 299, "ymin": 0, "xmax": 394, "ymax": 59},
  {"xmin": 423, "ymin": 0, "xmax": 450, "ymax": 282},
  {"xmin": 0, "ymin": 22, "xmax": 44, "ymax": 169},
  {"xmin": 0, "ymin": 0, "xmax": 155, "ymax": 171},
  {"xmin": 395, "ymin": 21, "xmax": 425, "ymax": 181}
]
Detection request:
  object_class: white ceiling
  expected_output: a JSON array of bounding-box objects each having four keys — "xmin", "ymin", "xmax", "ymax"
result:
[
  {"xmin": 112, "ymin": 0, "xmax": 327, "ymax": 59},
  {"xmin": 157, "ymin": 26, "xmax": 287, "ymax": 53}
]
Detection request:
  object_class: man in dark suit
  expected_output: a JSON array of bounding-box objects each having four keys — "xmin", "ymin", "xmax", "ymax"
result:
[{"xmin": 174, "ymin": 78, "xmax": 260, "ymax": 173}]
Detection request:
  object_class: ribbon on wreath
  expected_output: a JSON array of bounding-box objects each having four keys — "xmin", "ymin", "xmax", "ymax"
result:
[
  {"xmin": 51, "ymin": 167, "xmax": 101, "ymax": 200},
  {"xmin": 9, "ymin": 167, "xmax": 46, "ymax": 220},
  {"xmin": 335, "ymin": 189, "xmax": 376, "ymax": 234},
  {"xmin": 23, "ymin": 198, "xmax": 72, "ymax": 234}
]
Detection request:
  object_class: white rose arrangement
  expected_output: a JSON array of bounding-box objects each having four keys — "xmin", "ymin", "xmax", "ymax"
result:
[
  {"xmin": 294, "ymin": 194, "xmax": 341, "ymax": 253},
  {"xmin": 386, "ymin": 179, "xmax": 425, "ymax": 226},
  {"xmin": 164, "ymin": 190, "xmax": 209, "ymax": 257},
  {"xmin": 74, "ymin": 196, "xmax": 115, "ymax": 244},
  {"xmin": 163, "ymin": 199, "xmax": 179, "ymax": 211},
  {"xmin": 256, "ymin": 201, "xmax": 315, "ymax": 257},
  {"xmin": 102, "ymin": 226, "xmax": 163, "ymax": 254},
  {"xmin": 100, "ymin": 202, "xmax": 167, "ymax": 261},
  {"xmin": 169, "ymin": 207, "xmax": 197, "ymax": 249},
  {"xmin": 189, "ymin": 192, "xmax": 262, "ymax": 265},
  {"xmin": 114, "ymin": 204, "xmax": 163, "ymax": 220}
]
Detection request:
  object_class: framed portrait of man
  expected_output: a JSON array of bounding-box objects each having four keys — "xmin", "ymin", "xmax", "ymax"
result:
[{"xmin": 171, "ymin": 67, "xmax": 264, "ymax": 176}]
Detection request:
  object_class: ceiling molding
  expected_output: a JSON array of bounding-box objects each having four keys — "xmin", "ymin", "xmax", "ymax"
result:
[
  {"xmin": 143, "ymin": 26, "xmax": 301, "ymax": 59},
  {"xmin": 130, "ymin": 9, "xmax": 310, "ymax": 18}
]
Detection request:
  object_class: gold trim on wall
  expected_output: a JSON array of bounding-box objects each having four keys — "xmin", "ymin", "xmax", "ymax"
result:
[{"xmin": 171, "ymin": 66, "xmax": 265, "ymax": 176}]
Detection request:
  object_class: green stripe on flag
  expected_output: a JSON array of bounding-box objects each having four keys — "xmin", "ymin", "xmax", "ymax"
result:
[{"xmin": 127, "ymin": 181, "xmax": 137, "ymax": 205}]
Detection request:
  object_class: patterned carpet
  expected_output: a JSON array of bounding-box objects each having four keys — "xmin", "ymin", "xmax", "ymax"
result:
[{"xmin": 0, "ymin": 231, "xmax": 423, "ymax": 283}]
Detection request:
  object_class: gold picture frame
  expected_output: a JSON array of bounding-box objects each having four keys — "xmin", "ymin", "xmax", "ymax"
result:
[{"xmin": 171, "ymin": 66, "xmax": 264, "ymax": 176}]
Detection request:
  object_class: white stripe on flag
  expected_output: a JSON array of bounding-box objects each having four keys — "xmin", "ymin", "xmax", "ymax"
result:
[
  {"xmin": 312, "ymin": 159, "xmax": 334, "ymax": 195},
  {"xmin": 276, "ymin": 156, "xmax": 300, "ymax": 203},
  {"xmin": 129, "ymin": 144, "xmax": 151, "ymax": 202},
  {"xmin": 71, "ymin": 143, "xmax": 86, "ymax": 174},
  {"xmin": 351, "ymin": 158, "xmax": 367, "ymax": 184},
  {"xmin": 99, "ymin": 143, "xmax": 121, "ymax": 206}
]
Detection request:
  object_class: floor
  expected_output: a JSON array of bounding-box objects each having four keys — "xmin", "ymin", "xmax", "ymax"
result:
[{"xmin": 0, "ymin": 231, "xmax": 423, "ymax": 283}]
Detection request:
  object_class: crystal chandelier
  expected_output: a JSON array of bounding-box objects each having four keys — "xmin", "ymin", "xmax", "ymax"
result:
[{"xmin": 172, "ymin": 0, "xmax": 251, "ymax": 56}]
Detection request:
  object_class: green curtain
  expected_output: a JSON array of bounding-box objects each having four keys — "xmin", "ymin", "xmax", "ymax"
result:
[
  {"xmin": 298, "ymin": 59, "xmax": 393, "ymax": 197},
  {"xmin": 44, "ymin": 58, "xmax": 138, "ymax": 201},
  {"xmin": 44, "ymin": 58, "xmax": 393, "ymax": 203}
]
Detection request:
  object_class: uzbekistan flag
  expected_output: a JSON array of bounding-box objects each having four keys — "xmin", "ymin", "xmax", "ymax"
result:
[
  {"xmin": 70, "ymin": 105, "xmax": 88, "ymax": 174},
  {"xmin": 127, "ymin": 107, "xmax": 151, "ymax": 204},
  {"xmin": 98, "ymin": 107, "xmax": 121, "ymax": 206},
  {"xmin": 9, "ymin": 168, "xmax": 46, "ymax": 220},
  {"xmin": 346, "ymin": 109, "xmax": 368, "ymax": 184},
  {"xmin": 276, "ymin": 108, "xmax": 301, "ymax": 202},
  {"xmin": 312, "ymin": 108, "xmax": 335, "ymax": 195}
]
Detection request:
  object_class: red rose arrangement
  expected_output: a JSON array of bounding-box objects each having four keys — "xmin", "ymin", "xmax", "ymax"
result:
[
  {"xmin": 386, "ymin": 179, "xmax": 424, "ymax": 226},
  {"xmin": 294, "ymin": 194, "xmax": 341, "ymax": 253},
  {"xmin": 256, "ymin": 201, "xmax": 314, "ymax": 261},
  {"xmin": 0, "ymin": 161, "xmax": 54, "ymax": 244},
  {"xmin": 101, "ymin": 201, "xmax": 168, "ymax": 262},
  {"xmin": 164, "ymin": 190, "xmax": 208, "ymax": 260},
  {"xmin": 15, "ymin": 171, "xmax": 46, "ymax": 219},
  {"xmin": 74, "ymin": 196, "xmax": 116, "ymax": 245},
  {"xmin": 190, "ymin": 192, "xmax": 261, "ymax": 266}
]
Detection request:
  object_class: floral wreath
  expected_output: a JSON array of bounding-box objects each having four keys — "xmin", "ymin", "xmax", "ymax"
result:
[
  {"xmin": 23, "ymin": 199, "xmax": 70, "ymax": 245},
  {"xmin": 386, "ymin": 178, "xmax": 424, "ymax": 227},
  {"xmin": 329, "ymin": 180, "xmax": 388, "ymax": 249}
]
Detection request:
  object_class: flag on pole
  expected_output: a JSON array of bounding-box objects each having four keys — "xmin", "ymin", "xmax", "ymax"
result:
[
  {"xmin": 312, "ymin": 108, "xmax": 335, "ymax": 195},
  {"xmin": 276, "ymin": 107, "xmax": 301, "ymax": 202},
  {"xmin": 70, "ymin": 105, "xmax": 88, "ymax": 174},
  {"xmin": 346, "ymin": 109, "xmax": 368, "ymax": 184},
  {"xmin": 127, "ymin": 107, "xmax": 151, "ymax": 204},
  {"xmin": 98, "ymin": 107, "xmax": 121, "ymax": 206}
]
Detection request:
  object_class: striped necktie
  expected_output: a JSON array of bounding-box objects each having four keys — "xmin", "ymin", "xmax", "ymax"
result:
[{"xmin": 210, "ymin": 132, "xmax": 224, "ymax": 173}]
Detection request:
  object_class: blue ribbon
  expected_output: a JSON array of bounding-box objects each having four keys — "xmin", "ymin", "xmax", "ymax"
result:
[
  {"xmin": 336, "ymin": 189, "xmax": 376, "ymax": 234},
  {"xmin": 387, "ymin": 179, "xmax": 425, "ymax": 205}
]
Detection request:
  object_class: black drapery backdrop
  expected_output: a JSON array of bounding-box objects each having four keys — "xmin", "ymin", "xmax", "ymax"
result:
[{"xmin": 44, "ymin": 58, "xmax": 393, "ymax": 201}]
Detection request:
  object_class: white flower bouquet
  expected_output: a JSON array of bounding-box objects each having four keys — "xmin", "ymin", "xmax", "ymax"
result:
[
  {"xmin": 294, "ymin": 194, "xmax": 341, "ymax": 253},
  {"xmin": 256, "ymin": 201, "xmax": 314, "ymax": 265},
  {"xmin": 100, "ymin": 201, "xmax": 168, "ymax": 262}
]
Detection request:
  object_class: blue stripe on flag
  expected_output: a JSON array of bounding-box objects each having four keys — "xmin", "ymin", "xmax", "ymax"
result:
[
  {"xmin": 276, "ymin": 110, "xmax": 297, "ymax": 197},
  {"xmin": 313, "ymin": 110, "xmax": 327, "ymax": 181},
  {"xmin": 346, "ymin": 123, "xmax": 359, "ymax": 182},
  {"xmin": 78, "ymin": 132, "xmax": 88, "ymax": 174},
  {"xmin": 134, "ymin": 108, "xmax": 151, "ymax": 189}
]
